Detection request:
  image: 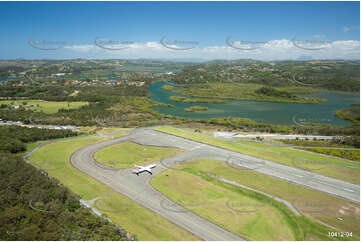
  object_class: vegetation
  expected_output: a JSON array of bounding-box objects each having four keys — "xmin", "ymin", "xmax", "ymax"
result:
[
  {"xmin": 206, "ymin": 116, "xmax": 359, "ymax": 137},
  {"xmin": 152, "ymin": 158, "xmax": 359, "ymax": 240},
  {"xmin": 93, "ymin": 192, "xmax": 198, "ymax": 241},
  {"xmin": 280, "ymin": 139, "xmax": 356, "ymax": 148},
  {"xmin": 278, "ymin": 138, "xmax": 360, "ymax": 161},
  {"xmin": 169, "ymin": 95, "xmax": 227, "ymax": 104},
  {"xmin": 161, "ymin": 84, "xmax": 175, "ymax": 91},
  {"xmin": 335, "ymin": 108, "xmax": 360, "ymax": 125},
  {"xmin": 0, "ymin": 85, "xmax": 177, "ymax": 127},
  {"xmin": 304, "ymin": 148, "xmax": 360, "ymax": 162},
  {"xmin": 184, "ymin": 106, "xmax": 208, "ymax": 112},
  {"xmin": 28, "ymin": 137, "xmax": 197, "ymax": 240},
  {"xmin": 0, "ymin": 153, "xmax": 130, "ymax": 241},
  {"xmin": 196, "ymin": 158, "xmax": 359, "ymax": 234},
  {"xmin": 0, "ymin": 127, "xmax": 130, "ymax": 240},
  {"xmin": 168, "ymin": 82, "xmax": 326, "ymax": 104},
  {"xmin": 152, "ymin": 168, "xmax": 295, "ymax": 240},
  {"xmin": 0, "ymin": 60, "xmax": 358, "ymax": 139},
  {"xmin": 94, "ymin": 141, "xmax": 183, "ymax": 168},
  {"xmin": 2, "ymin": 59, "xmax": 358, "ymax": 240},
  {"xmin": 255, "ymin": 86, "xmax": 296, "ymax": 98},
  {"xmin": 0, "ymin": 100, "xmax": 88, "ymax": 114},
  {"xmin": 155, "ymin": 126, "xmax": 359, "ymax": 183},
  {"xmin": 172, "ymin": 60, "xmax": 359, "ymax": 92},
  {"xmin": 0, "ymin": 125, "xmax": 77, "ymax": 153}
]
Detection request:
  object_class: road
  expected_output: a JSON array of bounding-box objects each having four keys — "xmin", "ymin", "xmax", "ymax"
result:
[
  {"xmin": 71, "ymin": 129, "xmax": 244, "ymax": 241},
  {"xmin": 213, "ymin": 130, "xmax": 344, "ymax": 140},
  {"xmin": 70, "ymin": 127, "xmax": 360, "ymax": 240}
]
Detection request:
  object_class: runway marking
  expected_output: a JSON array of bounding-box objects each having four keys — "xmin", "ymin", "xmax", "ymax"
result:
[
  {"xmin": 342, "ymin": 188, "xmax": 355, "ymax": 193},
  {"xmin": 74, "ymin": 150, "xmax": 240, "ymax": 240},
  {"xmin": 107, "ymin": 174, "xmax": 233, "ymax": 240},
  {"xmin": 73, "ymin": 129, "xmax": 360, "ymax": 238},
  {"xmin": 190, "ymin": 144, "xmax": 204, "ymax": 151},
  {"xmin": 315, "ymin": 180, "xmax": 354, "ymax": 193}
]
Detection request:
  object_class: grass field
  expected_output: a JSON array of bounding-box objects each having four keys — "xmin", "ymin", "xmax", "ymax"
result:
[
  {"xmin": 94, "ymin": 192, "xmax": 197, "ymax": 240},
  {"xmin": 0, "ymin": 99, "xmax": 88, "ymax": 114},
  {"xmin": 29, "ymin": 137, "xmax": 111, "ymax": 199},
  {"xmin": 152, "ymin": 160, "xmax": 358, "ymax": 241},
  {"xmin": 155, "ymin": 126, "xmax": 359, "ymax": 184},
  {"xmin": 94, "ymin": 141, "xmax": 183, "ymax": 168},
  {"xmin": 173, "ymin": 158, "xmax": 360, "ymax": 238},
  {"xmin": 25, "ymin": 141, "xmax": 44, "ymax": 154},
  {"xmin": 152, "ymin": 169, "xmax": 296, "ymax": 241},
  {"xmin": 28, "ymin": 137, "xmax": 197, "ymax": 240},
  {"xmin": 96, "ymin": 127, "xmax": 130, "ymax": 138}
]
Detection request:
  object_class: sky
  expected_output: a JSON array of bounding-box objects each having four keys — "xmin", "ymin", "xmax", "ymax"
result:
[{"xmin": 0, "ymin": 1, "xmax": 360, "ymax": 60}]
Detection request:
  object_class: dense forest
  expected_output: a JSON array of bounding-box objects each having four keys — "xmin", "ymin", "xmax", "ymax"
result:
[
  {"xmin": 0, "ymin": 126, "xmax": 131, "ymax": 240},
  {"xmin": 255, "ymin": 86, "xmax": 296, "ymax": 99},
  {"xmin": 0, "ymin": 126, "xmax": 77, "ymax": 153}
]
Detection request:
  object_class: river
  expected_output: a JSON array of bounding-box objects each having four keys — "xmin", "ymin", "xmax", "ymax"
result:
[{"xmin": 149, "ymin": 81, "xmax": 360, "ymax": 126}]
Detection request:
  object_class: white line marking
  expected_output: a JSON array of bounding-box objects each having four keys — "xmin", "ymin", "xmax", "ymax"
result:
[{"xmin": 342, "ymin": 188, "xmax": 354, "ymax": 193}]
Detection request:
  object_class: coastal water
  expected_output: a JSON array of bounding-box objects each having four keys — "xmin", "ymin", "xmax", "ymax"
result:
[{"xmin": 149, "ymin": 81, "xmax": 360, "ymax": 126}]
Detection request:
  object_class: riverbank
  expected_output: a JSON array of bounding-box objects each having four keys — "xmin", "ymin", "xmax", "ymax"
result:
[
  {"xmin": 165, "ymin": 82, "xmax": 327, "ymax": 104},
  {"xmin": 149, "ymin": 81, "xmax": 359, "ymax": 126}
]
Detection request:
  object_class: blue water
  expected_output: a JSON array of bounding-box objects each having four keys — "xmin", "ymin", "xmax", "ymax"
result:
[
  {"xmin": 149, "ymin": 81, "xmax": 360, "ymax": 126},
  {"xmin": 0, "ymin": 77, "xmax": 17, "ymax": 82}
]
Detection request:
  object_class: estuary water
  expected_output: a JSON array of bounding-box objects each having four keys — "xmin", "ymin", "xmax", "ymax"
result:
[{"xmin": 149, "ymin": 81, "xmax": 360, "ymax": 126}]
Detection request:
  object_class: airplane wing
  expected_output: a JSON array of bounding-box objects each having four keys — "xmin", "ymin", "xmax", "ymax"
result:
[
  {"xmin": 144, "ymin": 168, "xmax": 152, "ymax": 175},
  {"xmin": 144, "ymin": 164, "xmax": 156, "ymax": 169},
  {"xmin": 133, "ymin": 164, "xmax": 155, "ymax": 175}
]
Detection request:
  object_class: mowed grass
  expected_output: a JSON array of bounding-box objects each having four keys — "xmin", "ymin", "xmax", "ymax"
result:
[
  {"xmin": 151, "ymin": 168, "xmax": 296, "ymax": 241},
  {"xmin": 236, "ymin": 141, "xmax": 359, "ymax": 184},
  {"xmin": 29, "ymin": 137, "xmax": 110, "ymax": 199},
  {"xmin": 178, "ymin": 158, "xmax": 360, "ymax": 238},
  {"xmin": 96, "ymin": 127, "xmax": 130, "ymax": 139},
  {"xmin": 28, "ymin": 137, "xmax": 197, "ymax": 241},
  {"xmin": 94, "ymin": 193, "xmax": 198, "ymax": 241},
  {"xmin": 94, "ymin": 141, "xmax": 183, "ymax": 168},
  {"xmin": 0, "ymin": 99, "xmax": 88, "ymax": 114},
  {"xmin": 96, "ymin": 127, "xmax": 131, "ymax": 134},
  {"xmin": 155, "ymin": 126, "xmax": 359, "ymax": 184}
]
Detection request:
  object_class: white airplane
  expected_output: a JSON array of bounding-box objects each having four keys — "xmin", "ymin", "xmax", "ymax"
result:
[{"xmin": 132, "ymin": 164, "xmax": 156, "ymax": 176}]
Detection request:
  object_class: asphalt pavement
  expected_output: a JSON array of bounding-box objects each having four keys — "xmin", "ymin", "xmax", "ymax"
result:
[{"xmin": 70, "ymin": 127, "xmax": 360, "ymax": 241}]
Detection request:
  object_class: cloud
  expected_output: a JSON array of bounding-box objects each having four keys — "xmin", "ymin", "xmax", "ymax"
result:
[{"xmin": 60, "ymin": 39, "xmax": 360, "ymax": 60}]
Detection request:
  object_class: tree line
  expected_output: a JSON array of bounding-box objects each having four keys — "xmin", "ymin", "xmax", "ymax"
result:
[
  {"xmin": 0, "ymin": 126, "xmax": 132, "ymax": 240},
  {"xmin": 0, "ymin": 126, "xmax": 77, "ymax": 153}
]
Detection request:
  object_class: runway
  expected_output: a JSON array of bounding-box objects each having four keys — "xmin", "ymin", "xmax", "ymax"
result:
[{"xmin": 70, "ymin": 127, "xmax": 360, "ymax": 240}]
